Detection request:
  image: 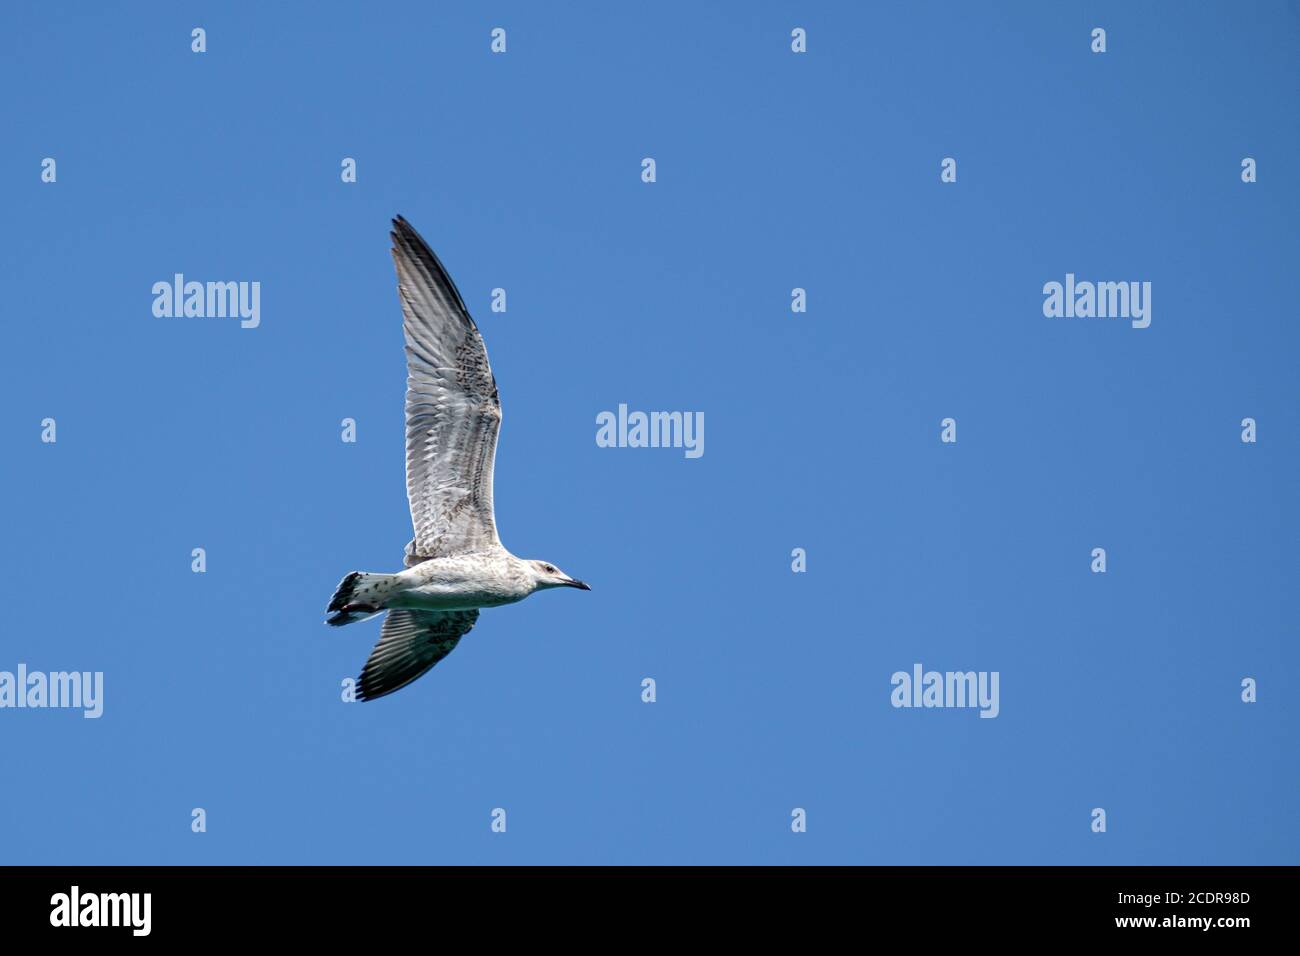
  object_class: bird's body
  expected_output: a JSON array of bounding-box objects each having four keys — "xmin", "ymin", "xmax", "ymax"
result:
[
  {"xmin": 340, "ymin": 552, "xmax": 536, "ymax": 616},
  {"xmin": 326, "ymin": 216, "xmax": 588, "ymax": 701}
]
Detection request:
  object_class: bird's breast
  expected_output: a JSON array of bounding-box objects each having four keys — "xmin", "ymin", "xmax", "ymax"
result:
[{"xmin": 392, "ymin": 560, "xmax": 527, "ymax": 612}]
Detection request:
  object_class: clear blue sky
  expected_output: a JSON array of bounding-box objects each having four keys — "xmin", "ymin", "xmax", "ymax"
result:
[{"xmin": 2, "ymin": 2, "xmax": 1296, "ymax": 864}]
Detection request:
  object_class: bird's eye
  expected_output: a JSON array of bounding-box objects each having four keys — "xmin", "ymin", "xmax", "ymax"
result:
[{"xmin": 545, "ymin": 565, "xmax": 556, "ymax": 574}]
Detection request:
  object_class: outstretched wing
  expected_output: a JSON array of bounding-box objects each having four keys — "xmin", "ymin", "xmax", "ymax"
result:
[
  {"xmin": 391, "ymin": 216, "xmax": 501, "ymax": 560},
  {"xmin": 356, "ymin": 609, "xmax": 479, "ymax": 701}
]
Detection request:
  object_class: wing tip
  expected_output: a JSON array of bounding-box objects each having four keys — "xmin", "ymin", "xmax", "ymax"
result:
[
  {"xmin": 390, "ymin": 213, "xmax": 418, "ymax": 250},
  {"xmin": 387, "ymin": 214, "xmax": 479, "ymax": 330},
  {"xmin": 389, "ymin": 214, "xmax": 409, "ymax": 247},
  {"xmin": 389, "ymin": 215, "xmax": 436, "ymax": 267}
]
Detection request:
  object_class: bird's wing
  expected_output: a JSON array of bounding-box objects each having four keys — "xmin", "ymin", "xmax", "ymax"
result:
[
  {"xmin": 357, "ymin": 609, "xmax": 479, "ymax": 701},
  {"xmin": 391, "ymin": 216, "xmax": 501, "ymax": 560}
]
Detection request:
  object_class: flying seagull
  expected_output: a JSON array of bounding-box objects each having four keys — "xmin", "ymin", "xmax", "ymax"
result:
[{"xmin": 326, "ymin": 216, "xmax": 589, "ymax": 701}]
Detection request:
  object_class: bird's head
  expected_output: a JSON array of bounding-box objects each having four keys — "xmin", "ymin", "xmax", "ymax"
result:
[{"xmin": 527, "ymin": 560, "xmax": 591, "ymax": 592}]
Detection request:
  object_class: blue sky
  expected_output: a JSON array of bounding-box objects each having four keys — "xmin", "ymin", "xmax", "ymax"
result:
[{"xmin": 1, "ymin": 1, "xmax": 1296, "ymax": 864}]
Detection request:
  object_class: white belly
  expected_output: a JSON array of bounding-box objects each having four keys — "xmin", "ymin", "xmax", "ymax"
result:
[
  {"xmin": 388, "ymin": 555, "xmax": 528, "ymax": 612},
  {"xmin": 389, "ymin": 583, "xmax": 524, "ymax": 612}
]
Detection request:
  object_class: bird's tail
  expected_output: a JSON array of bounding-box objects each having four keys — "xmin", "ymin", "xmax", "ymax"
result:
[{"xmin": 326, "ymin": 571, "xmax": 400, "ymax": 626}]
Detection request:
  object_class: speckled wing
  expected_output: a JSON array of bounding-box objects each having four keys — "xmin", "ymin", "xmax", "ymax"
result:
[
  {"xmin": 391, "ymin": 216, "xmax": 501, "ymax": 562},
  {"xmin": 357, "ymin": 609, "xmax": 479, "ymax": 701}
]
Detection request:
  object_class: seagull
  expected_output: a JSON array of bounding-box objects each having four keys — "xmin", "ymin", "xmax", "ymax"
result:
[{"xmin": 326, "ymin": 216, "xmax": 590, "ymax": 701}]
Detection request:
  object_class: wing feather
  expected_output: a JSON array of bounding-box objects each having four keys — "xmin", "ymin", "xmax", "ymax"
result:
[
  {"xmin": 390, "ymin": 216, "xmax": 501, "ymax": 559},
  {"xmin": 356, "ymin": 609, "xmax": 479, "ymax": 701}
]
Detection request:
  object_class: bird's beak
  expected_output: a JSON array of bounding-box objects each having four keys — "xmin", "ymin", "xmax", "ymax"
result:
[{"xmin": 564, "ymin": 578, "xmax": 591, "ymax": 591}]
